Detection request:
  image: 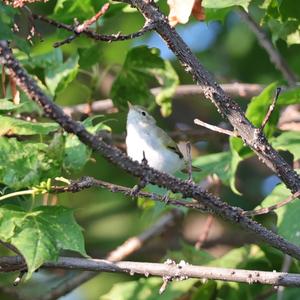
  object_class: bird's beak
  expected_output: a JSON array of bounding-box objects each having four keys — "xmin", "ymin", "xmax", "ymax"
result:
[{"xmin": 127, "ymin": 101, "xmax": 132, "ymax": 109}]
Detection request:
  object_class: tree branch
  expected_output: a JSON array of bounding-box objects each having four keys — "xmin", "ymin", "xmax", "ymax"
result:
[
  {"xmin": 121, "ymin": 0, "xmax": 300, "ymax": 193},
  {"xmin": 2, "ymin": 41, "xmax": 300, "ymax": 260},
  {"xmin": 31, "ymin": 13, "xmax": 154, "ymax": 46},
  {"xmin": 62, "ymin": 83, "xmax": 264, "ymax": 116},
  {"xmin": 51, "ymin": 176, "xmax": 209, "ymax": 212},
  {"xmin": 194, "ymin": 118, "xmax": 237, "ymax": 137},
  {"xmin": 2, "ymin": 255, "xmax": 300, "ymax": 287},
  {"xmin": 238, "ymin": 9, "xmax": 298, "ymax": 86},
  {"xmin": 244, "ymin": 190, "xmax": 300, "ymax": 217}
]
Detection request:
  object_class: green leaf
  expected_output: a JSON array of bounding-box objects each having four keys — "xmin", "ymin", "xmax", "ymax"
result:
[
  {"xmin": 204, "ymin": 7, "xmax": 231, "ymax": 22},
  {"xmin": 192, "ymin": 149, "xmax": 242, "ymax": 194},
  {"xmin": 260, "ymin": 182, "xmax": 300, "ymax": 246},
  {"xmin": 191, "ymin": 281, "xmax": 217, "ymax": 300},
  {"xmin": 0, "ymin": 99, "xmax": 24, "ymax": 111},
  {"xmin": 208, "ymin": 246, "xmax": 251, "ymax": 268},
  {"xmin": 0, "ymin": 3, "xmax": 30, "ymax": 53},
  {"xmin": 271, "ymin": 131, "xmax": 300, "ymax": 160},
  {"xmin": 101, "ymin": 277, "xmax": 197, "ymax": 300},
  {"xmin": 78, "ymin": 44, "xmax": 103, "ymax": 69},
  {"xmin": 261, "ymin": 0, "xmax": 300, "ymax": 46},
  {"xmin": 53, "ymin": 0, "xmax": 95, "ymax": 22},
  {"xmin": 20, "ymin": 48, "xmax": 63, "ymax": 69},
  {"xmin": 277, "ymin": 86, "xmax": 300, "ymax": 105},
  {"xmin": 111, "ymin": 46, "xmax": 179, "ymax": 117},
  {"xmin": 246, "ymin": 82, "xmax": 279, "ymax": 138},
  {"xmin": 64, "ymin": 116, "xmax": 111, "ymax": 172},
  {"xmin": 202, "ymin": 0, "xmax": 251, "ymax": 10},
  {"xmin": 0, "ymin": 205, "xmax": 87, "ymax": 278},
  {"xmin": 0, "ymin": 137, "xmax": 63, "ymax": 189},
  {"xmin": 0, "ymin": 116, "xmax": 59, "ymax": 136},
  {"xmin": 45, "ymin": 54, "xmax": 79, "ymax": 96}
]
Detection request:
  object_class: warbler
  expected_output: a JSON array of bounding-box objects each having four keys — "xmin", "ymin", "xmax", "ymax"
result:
[{"xmin": 126, "ymin": 103, "xmax": 189, "ymax": 175}]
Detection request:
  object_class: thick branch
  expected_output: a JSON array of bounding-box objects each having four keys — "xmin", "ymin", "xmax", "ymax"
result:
[
  {"xmin": 238, "ymin": 9, "xmax": 297, "ymax": 86},
  {"xmin": 2, "ymin": 256, "xmax": 300, "ymax": 287},
  {"xmin": 123, "ymin": 0, "xmax": 300, "ymax": 194},
  {"xmin": 2, "ymin": 42, "xmax": 300, "ymax": 260}
]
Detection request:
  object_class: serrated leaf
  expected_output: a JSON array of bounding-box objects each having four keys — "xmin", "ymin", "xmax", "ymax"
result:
[
  {"xmin": 0, "ymin": 205, "xmax": 87, "ymax": 278},
  {"xmin": 111, "ymin": 46, "xmax": 179, "ymax": 117},
  {"xmin": 0, "ymin": 137, "xmax": 63, "ymax": 189},
  {"xmin": 260, "ymin": 181, "xmax": 300, "ymax": 246},
  {"xmin": 271, "ymin": 131, "xmax": 300, "ymax": 160},
  {"xmin": 0, "ymin": 116, "xmax": 59, "ymax": 136},
  {"xmin": 45, "ymin": 54, "xmax": 79, "ymax": 96}
]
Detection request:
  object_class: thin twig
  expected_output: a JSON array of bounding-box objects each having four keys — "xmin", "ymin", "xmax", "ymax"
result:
[
  {"xmin": 244, "ymin": 190, "xmax": 300, "ymax": 217},
  {"xmin": 37, "ymin": 209, "xmax": 183, "ymax": 300},
  {"xmin": 195, "ymin": 215, "xmax": 214, "ymax": 250},
  {"xmin": 2, "ymin": 41, "xmax": 300, "ymax": 261},
  {"xmin": 238, "ymin": 9, "xmax": 297, "ymax": 86},
  {"xmin": 62, "ymin": 83, "xmax": 264, "ymax": 116},
  {"xmin": 51, "ymin": 176, "xmax": 209, "ymax": 212},
  {"xmin": 194, "ymin": 118, "xmax": 238, "ymax": 137},
  {"xmin": 32, "ymin": 13, "xmax": 154, "ymax": 47},
  {"xmin": 2, "ymin": 255, "xmax": 300, "ymax": 287},
  {"xmin": 53, "ymin": 3, "xmax": 110, "ymax": 47},
  {"xmin": 261, "ymin": 87, "xmax": 281, "ymax": 131}
]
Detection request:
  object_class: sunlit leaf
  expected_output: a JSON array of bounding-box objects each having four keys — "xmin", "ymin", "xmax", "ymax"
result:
[{"xmin": 0, "ymin": 205, "xmax": 87, "ymax": 278}]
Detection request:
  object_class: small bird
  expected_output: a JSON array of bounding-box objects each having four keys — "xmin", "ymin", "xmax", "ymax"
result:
[{"xmin": 126, "ymin": 102, "xmax": 189, "ymax": 175}]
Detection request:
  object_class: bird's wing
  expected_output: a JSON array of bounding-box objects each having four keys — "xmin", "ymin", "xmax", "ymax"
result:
[{"xmin": 156, "ymin": 127, "xmax": 184, "ymax": 159}]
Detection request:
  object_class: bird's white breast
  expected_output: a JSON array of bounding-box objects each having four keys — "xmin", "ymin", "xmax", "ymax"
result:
[{"xmin": 126, "ymin": 123, "xmax": 184, "ymax": 174}]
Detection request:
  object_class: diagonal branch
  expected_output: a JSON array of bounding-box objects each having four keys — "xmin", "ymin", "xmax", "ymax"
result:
[
  {"xmin": 2, "ymin": 41, "xmax": 300, "ymax": 260},
  {"xmin": 2, "ymin": 255, "xmax": 300, "ymax": 287},
  {"xmin": 121, "ymin": 0, "xmax": 300, "ymax": 194}
]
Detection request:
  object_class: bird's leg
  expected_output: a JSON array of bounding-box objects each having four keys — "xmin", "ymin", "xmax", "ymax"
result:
[
  {"xmin": 130, "ymin": 151, "xmax": 148, "ymax": 198},
  {"xmin": 186, "ymin": 142, "xmax": 193, "ymax": 183}
]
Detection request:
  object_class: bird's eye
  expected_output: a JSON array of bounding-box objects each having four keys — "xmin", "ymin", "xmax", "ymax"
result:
[{"xmin": 141, "ymin": 111, "xmax": 146, "ymax": 116}]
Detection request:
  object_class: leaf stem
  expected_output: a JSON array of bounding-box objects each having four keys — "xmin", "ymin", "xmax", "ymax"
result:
[{"xmin": 0, "ymin": 190, "xmax": 34, "ymax": 201}]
